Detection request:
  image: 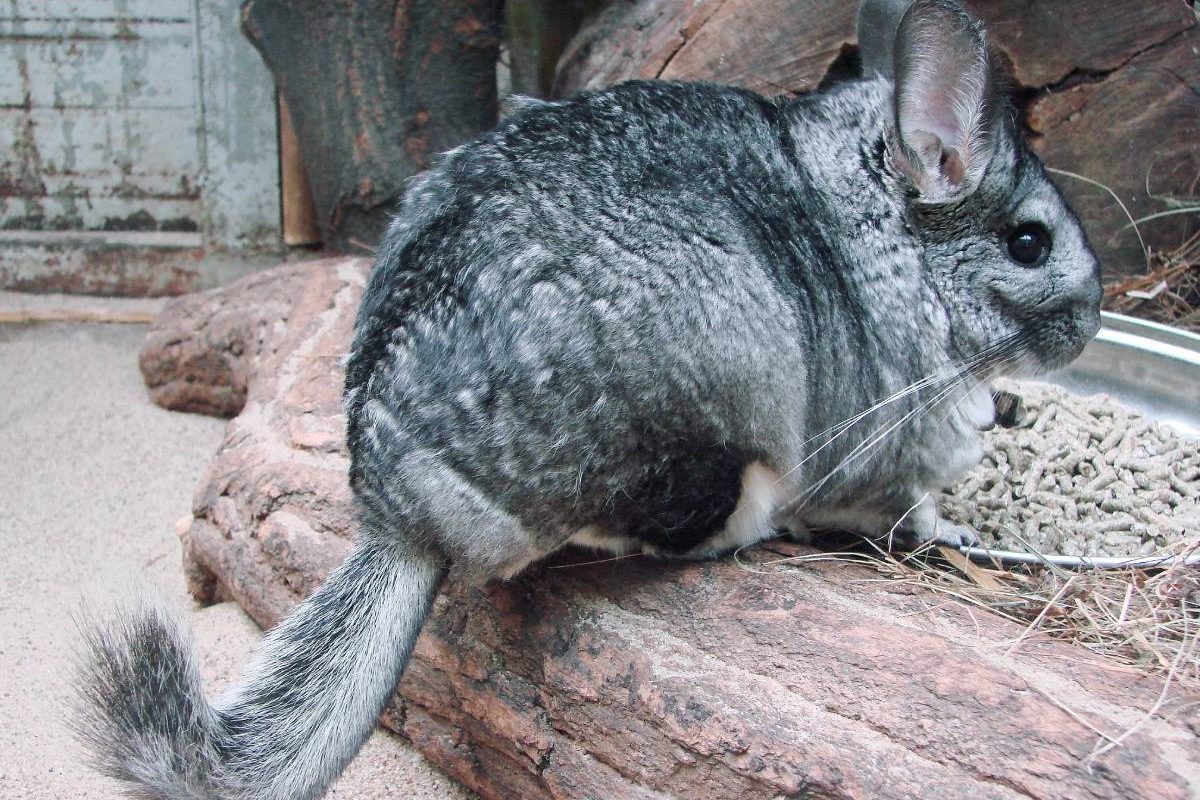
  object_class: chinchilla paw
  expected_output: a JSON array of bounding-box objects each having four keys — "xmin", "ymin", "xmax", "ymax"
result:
[
  {"xmin": 883, "ymin": 519, "xmax": 978, "ymax": 551},
  {"xmin": 777, "ymin": 525, "xmax": 814, "ymax": 546},
  {"xmin": 929, "ymin": 520, "xmax": 979, "ymax": 549}
]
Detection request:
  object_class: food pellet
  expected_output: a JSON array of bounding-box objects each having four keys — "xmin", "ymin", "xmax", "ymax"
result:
[{"xmin": 940, "ymin": 380, "xmax": 1199, "ymax": 557}]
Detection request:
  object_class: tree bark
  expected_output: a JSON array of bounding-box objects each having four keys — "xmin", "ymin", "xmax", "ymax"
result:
[{"xmin": 241, "ymin": 0, "xmax": 503, "ymax": 253}]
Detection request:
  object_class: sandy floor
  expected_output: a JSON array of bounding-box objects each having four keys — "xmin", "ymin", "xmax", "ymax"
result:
[{"xmin": 0, "ymin": 319, "xmax": 471, "ymax": 799}]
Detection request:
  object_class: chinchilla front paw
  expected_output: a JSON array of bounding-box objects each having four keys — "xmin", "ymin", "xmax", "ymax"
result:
[
  {"xmin": 776, "ymin": 522, "xmax": 814, "ymax": 546},
  {"xmin": 891, "ymin": 518, "xmax": 979, "ymax": 550},
  {"xmin": 928, "ymin": 520, "xmax": 979, "ymax": 549}
]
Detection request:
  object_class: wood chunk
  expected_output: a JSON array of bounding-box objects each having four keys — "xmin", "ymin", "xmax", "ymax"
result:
[{"xmin": 141, "ymin": 259, "xmax": 1200, "ymax": 800}]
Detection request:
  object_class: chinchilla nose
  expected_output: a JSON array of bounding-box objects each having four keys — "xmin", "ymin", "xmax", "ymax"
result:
[
  {"xmin": 1076, "ymin": 294, "xmax": 1101, "ymax": 341},
  {"xmin": 1070, "ymin": 259, "xmax": 1103, "ymax": 341}
]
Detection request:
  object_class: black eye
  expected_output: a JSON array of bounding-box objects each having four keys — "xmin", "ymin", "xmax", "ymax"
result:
[{"xmin": 1006, "ymin": 223, "xmax": 1051, "ymax": 267}]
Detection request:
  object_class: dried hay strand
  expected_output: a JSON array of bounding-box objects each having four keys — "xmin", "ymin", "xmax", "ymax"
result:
[
  {"xmin": 1104, "ymin": 226, "xmax": 1200, "ymax": 332},
  {"xmin": 1048, "ymin": 165, "xmax": 1199, "ymax": 331},
  {"xmin": 762, "ymin": 536, "xmax": 1200, "ymax": 687}
]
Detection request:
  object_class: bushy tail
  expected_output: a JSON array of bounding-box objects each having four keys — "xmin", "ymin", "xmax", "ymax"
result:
[{"xmin": 75, "ymin": 537, "xmax": 445, "ymax": 800}]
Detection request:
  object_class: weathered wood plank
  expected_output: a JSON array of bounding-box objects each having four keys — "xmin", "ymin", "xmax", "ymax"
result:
[
  {"xmin": 0, "ymin": 230, "xmax": 204, "ymax": 295},
  {"xmin": 0, "ymin": 105, "xmax": 201, "ymax": 230},
  {"xmin": 194, "ymin": 0, "xmax": 281, "ymax": 252},
  {"xmin": 0, "ymin": 0, "xmax": 202, "ymax": 236},
  {"xmin": 0, "ymin": 23, "xmax": 197, "ymax": 110},
  {"xmin": 0, "ymin": 0, "xmax": 283, "ymax": 292},
  {"xmin": 0, "ymin": 195, "xmax": 200, "ymax": 232},
  {"xmin": 0, "ymin": 107, "xmax": 200, "ymax": 181},
  {"xmin": 0, "ymin": 1, "xmax": 192, "ymax": 22}
]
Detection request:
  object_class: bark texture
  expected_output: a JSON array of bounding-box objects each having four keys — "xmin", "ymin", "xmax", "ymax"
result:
[
  {"xmin": 241, "ymin": 0, "xmax": 503, "ymax": 252},
  {"xmin": 141, "ymin": 259, "xmax": 1200, "ymax": 800},
  {"xmin": 554, "ymin": 0, "xmax": 1200, "ymax": 278}
]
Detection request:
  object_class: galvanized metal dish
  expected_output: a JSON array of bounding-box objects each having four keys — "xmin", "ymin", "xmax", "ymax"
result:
[
  {"xmin": 1047, "ymin": 312, "xmax": 1200, "ymax": 439},
  {"xmin": 961, "ymin": 312, "xmax": 1200, "ymax": 570}
]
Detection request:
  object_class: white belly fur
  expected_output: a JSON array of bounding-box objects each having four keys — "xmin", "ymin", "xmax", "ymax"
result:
[
  {"xmin": 695, "ymin": 460, "xmax": 781, "ymax": 555},
  {"xmin": 565, "ymin": 461, "xmax": 782, "ymax": 561}
]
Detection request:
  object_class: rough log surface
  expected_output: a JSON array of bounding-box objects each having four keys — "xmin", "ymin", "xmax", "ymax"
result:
[
  {"xmin": 554, "ymin": 0, "xmax": 1200, "ymax": 278},
  {"xmin": 141, "ymin": 259, "xmax": 1200, "ymax": 800},
  {"xmin": 241, "ymin": 0, "xmax": 502, "ymax": 252},
  {"xmin": 505, "ymin": 0, "xmax": 605, "ymax": 98}
]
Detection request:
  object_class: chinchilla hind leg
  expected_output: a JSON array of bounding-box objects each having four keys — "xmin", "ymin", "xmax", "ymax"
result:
[
  {"xmin": 793, "ymin": 495, "xmax": 979, "ymax": 552},
  {"xmin": 362, "ymin": 446, "xmax": 544, "ymax": 581}
]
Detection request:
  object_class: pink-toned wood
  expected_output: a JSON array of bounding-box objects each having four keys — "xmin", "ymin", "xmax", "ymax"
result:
[{"xmin": 140, "ymin": 259, "xmax": 1200, "ymax": 800}]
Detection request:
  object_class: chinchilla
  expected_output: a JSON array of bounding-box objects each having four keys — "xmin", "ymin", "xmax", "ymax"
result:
[{"xmin": 75, "ymin": 0, "xmax": 1101, "ymax": 797}]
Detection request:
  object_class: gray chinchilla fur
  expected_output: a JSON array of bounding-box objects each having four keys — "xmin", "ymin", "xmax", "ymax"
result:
[{"xmin": 75, "ymin": 1, "xmax": 1102, "ymax": 797}]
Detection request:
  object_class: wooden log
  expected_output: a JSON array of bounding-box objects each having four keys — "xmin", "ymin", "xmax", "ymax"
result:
[
  {"xmin": 141, "ymin": 259, "xmax": 1200, "ymax": 800},
  {"xmin": 241, "ymin": 0, "xmax": 503, "ymax": 253}
]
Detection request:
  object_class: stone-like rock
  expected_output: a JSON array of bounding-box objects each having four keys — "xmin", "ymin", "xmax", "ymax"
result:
[
  {"xmin": 139, "ymin": 261, "xmax": 325, "ymax": 417},
  {"xmin": 554, "ymin": 0, "xmax": 1200, "ymax": 278},
  {"xmin": 144, "ymin": 259, "xmax": 1199, "ymax": 800}
]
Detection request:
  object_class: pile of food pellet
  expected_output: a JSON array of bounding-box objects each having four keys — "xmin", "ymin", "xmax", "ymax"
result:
[{"xmin": 940, "ymin": 380, "xmax": 1200, "ymax": 557}]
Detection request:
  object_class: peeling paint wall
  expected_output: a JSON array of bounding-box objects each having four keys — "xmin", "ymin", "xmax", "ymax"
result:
[
  {"xmin": 193, "ymin": 0, "xmax": 281, "ymax": 252},
  {"xmin": 0, "ymin": 0, "xmax": 281, "ymax": 295},
  {"xmin": 0, "ymin": 0, "xmax": 202, "ymax": 232}
]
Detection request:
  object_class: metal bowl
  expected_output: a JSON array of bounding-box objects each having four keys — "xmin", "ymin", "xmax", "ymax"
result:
[
  {"xmin": 964, "ymin": 312, "xmax": 1200, "ymax": 569},
  {"xmin": 1045, "ymin": 311, "xmax": 1200, "ymax": 439}
]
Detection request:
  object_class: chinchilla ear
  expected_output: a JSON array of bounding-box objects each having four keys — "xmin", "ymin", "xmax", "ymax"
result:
[
  {"xmin": 856, "ymin": 0, "xmax": 914, "ymax": 78},
  {"xmin": 887, "ymin": 0, "xmax": 1000, "ymax": 202}
]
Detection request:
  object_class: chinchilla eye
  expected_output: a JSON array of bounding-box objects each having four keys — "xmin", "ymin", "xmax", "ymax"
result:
[{"xmin": 1006, "ymin": 223, "xmax": 1051, "ymax": 267}]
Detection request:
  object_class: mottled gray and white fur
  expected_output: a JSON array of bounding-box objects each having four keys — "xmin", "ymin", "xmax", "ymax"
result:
[{"xmin": 76, "ymin": 1, "xmax": 1101, "ymax": 797}]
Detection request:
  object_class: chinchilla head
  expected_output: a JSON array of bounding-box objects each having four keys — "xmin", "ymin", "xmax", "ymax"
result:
[{"xmin": 859, "ymin": 0, "xmax": 1102, "ymax": 374}]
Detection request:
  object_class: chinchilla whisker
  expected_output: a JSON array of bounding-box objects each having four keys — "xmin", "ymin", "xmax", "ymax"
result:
[
  {"xmin": 782, "ymin": 378, "xmax": 964, "ymax": 515},
  {"xmin": 774, "ymin": 382, "xmax": 936, "ymax": 486},
  {"xmin": 775, "ymin": 331, "xmax": 1030, "ymax": 489},
  {"xmin": 796, "ymin": 358, "xmax": 974, "ymax": 449},
  {"xmin": 781, "ymin": 399, "xmax": 943, "ymax": 517},
  {"xmin": 819, "ymin": 378, "xmax": 971, "ymax": 501},
  {"xmin": 930, "ymin": 343, "xmax": 1031, "ymax": 429},
  {"xmin": 933, "ymin": 376, "xmax": 991, "ymax": 430},
  {"xmin": 808, "ymin": 338, "xmax": 1014, "ymax": 493},
  {"xmin": 776, "ymin": 379, "xmax": 939, "ymax": 487},
  {"xmin": 884, "ymin": 492, "xmax": 933, "ymax": 551}
]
